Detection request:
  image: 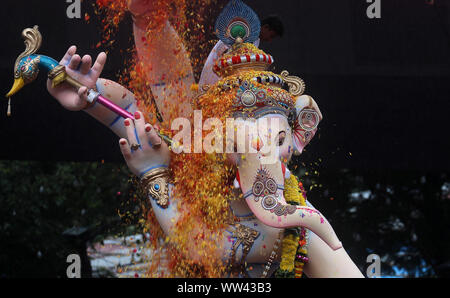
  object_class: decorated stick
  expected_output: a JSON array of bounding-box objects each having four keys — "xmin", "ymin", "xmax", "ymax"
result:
[{"xmin": 6, "ymin": 26, "xmax": 171, "ymax": 144}]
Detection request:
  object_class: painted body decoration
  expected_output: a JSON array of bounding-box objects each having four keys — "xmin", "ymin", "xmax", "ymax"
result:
[{"xmin": 6, "ymin": 0, "xmax": 364, "ymax": 278}]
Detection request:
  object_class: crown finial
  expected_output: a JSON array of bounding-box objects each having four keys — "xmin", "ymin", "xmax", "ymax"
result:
[{"xmin": 215, "ymin": 0, "xmax": 261, "ymax": 47}]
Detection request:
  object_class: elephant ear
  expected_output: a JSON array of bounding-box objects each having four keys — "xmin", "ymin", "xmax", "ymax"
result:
[{"xmin": 292, "ymin": 95, "xmax": 323, "ymax": 155}]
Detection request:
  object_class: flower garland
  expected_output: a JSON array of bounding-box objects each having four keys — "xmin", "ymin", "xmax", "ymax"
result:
[{"xmin": 275, "ymin": 174, "xmax": 309, "ymax": 278}]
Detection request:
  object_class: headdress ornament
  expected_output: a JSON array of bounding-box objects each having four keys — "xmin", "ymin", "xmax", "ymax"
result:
[
  {"xmin": 215, "ymin": 0, "xmax": 261, "ymax": 47},
  {"xmin": 209, "ymin": 0, "xmax": 315, "ymax": 136}
]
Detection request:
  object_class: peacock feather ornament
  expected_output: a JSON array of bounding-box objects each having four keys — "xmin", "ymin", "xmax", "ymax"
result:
[{"xmin": 215, "ymin": 0, "xmax": 261, "ymax": 46}]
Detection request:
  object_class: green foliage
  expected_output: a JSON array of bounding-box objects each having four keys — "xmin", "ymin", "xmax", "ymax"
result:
[{"xmin": 0, "ymin": 160, "xmax": 137, "ymax": 277}]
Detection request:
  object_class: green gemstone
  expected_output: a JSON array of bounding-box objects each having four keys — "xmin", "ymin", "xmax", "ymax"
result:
[{"xmin": 230, "ymin": 24, "xmax": 247, "ymax": 39}]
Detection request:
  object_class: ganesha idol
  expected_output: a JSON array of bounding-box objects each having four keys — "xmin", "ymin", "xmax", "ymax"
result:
[{"xmin": 6, "ymin": 0, "xmax": 363, "ymax": 277}]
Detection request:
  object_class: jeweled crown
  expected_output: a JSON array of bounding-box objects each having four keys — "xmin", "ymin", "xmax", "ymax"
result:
[
  {"xmin": 213, "ymin": 43, "xmax": 274, "ymax": 77},
  {"xmin": 212, "ymin": 0, "xmax": 305, "ymax": 124},
  {"xmin": 213, "ymin": 42, "xmax": 296, "ymax": 121}
]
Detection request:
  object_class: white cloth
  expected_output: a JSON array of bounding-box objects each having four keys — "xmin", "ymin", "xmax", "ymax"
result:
[{"xmin": 199, "ymin": 39, "xmax": 260, "ymax": 88}]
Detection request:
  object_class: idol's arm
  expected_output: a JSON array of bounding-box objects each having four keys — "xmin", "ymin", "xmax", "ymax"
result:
[
  {"xmin": 46, "ymin": 45, "xmax": 219, "ymax": 261},
  {"xmin": 118, "ymin": 111, "xmax": 226, "ymax": 263},
  {"xmin": 83, "ymin": 78, "xmax": 137, "ymax": 139},
  {"xmin": 131, "ymin": 7, "xmax": 194, "ymax": 119},
  {"xmin": 146, "ymin": 185, "xmax": 220, "ymax": 262},
  {"xmin": 46, "ymin": 46, "xmax": 138, "ymax": 139},
  {"xmin": 198, "ymin": 38, "xmax": 260, "ymax": 89},
  {"xmin": 198, "ymin": 40, "xmax": 228, "ymax": 88}
]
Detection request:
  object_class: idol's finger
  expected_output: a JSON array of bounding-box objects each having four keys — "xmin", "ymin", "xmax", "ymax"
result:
[
  {"xmin": 91, "ymin": 52, "xmax": 107, "ymax": 77},
  {"xmin": 79, "ymin": 55, "xmax": 92, "ymax": 75},
  {"xmin": 119, "ymin": 138, "xmax": 132, "ymax": 160},
  {"xmin": 133, "ymin": 111, "xmax": 148, "ymax": 147},
  {"xmin": 77, "ymin": 86, "xmax": 88, "ymax": 105},
  {"xmin": 145, "ymin": 124, "xmax": 162, "ymax": 148},
  {"xmin": 124, "ymin": 118, "xmax": 140, "ymax": 150},
  {"xmin": 68, "ymin": 54, "xmax": 81, "ymax": 70},
  {"xmin": 60, "ymin": 45, "xmax": 76, "ymax": 65}
]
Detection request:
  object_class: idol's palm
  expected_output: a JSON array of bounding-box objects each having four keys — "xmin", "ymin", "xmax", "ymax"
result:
[{"xmin": 46, "ymin": 45, "xmax": 106, "ymax": 111}]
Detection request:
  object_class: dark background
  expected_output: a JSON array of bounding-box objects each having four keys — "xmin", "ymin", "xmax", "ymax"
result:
[
  {"xmin": 0, "ymin": 0, "xmax": 449, "ymax": 171},
  {"xmin": 0, "ymin": 0, "xmax": 449, "ymax": 277}
]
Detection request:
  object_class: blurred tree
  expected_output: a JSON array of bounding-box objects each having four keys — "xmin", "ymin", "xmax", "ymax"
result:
[
  {"xmin": 0, "ymin": 160, "xmax": 139, "ymax": 277},
  {"xmin": 297, "ymin": 164, "xmax": 450, "ymax": 278}
]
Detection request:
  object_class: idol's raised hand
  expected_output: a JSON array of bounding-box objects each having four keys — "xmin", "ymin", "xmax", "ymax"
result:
[
  {"xmin": 46, "ymin": 45, "xmax": 106, "ymax": 111},
  {"xmin": 119, "ymin": 111, "xmax": 171, "ymax": 177}
]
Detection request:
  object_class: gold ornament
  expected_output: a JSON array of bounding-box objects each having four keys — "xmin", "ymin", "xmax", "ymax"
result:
[
  {"xmin": 228, "ymin": 223, "xmax": 260, "ymax": 277},
  {"xmin": 13, "ymin": 26, "xmax": 42, "ymax": 79},
  {"xmin": 141, "ymin": 167, "xmax": 171, "ymax": 209},
  {"xmin": 280, "ymin": 70, "xmax": 306, "ymax": 96}
]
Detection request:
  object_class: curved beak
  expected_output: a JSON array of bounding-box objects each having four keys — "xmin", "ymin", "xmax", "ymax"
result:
[{"xmin": 6, "ymin": 77, "xmax": 25, "ymax": 98}]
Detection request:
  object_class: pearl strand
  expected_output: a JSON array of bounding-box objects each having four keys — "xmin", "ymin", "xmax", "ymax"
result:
[{"xmin": 261, "ymin": 230, "xmax": 283, "ymax": 278}]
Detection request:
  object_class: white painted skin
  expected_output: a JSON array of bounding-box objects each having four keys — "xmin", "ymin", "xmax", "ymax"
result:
[
  {"xmin": 232, "ymin": 115, "xmax": 342, "ymax": 251},
  {"xmin": 47, "ymin": 0, "xmax": 364, "ymax": 277},
  {"xmin": 132, "ymin": 18, "xmax": 194, "ymax": 120}
]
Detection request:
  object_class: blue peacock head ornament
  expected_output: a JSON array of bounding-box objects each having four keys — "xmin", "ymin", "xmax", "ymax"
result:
[
  {"xmin": 6, "ymin": 26, "xmax": 43, "ymax": 98},
  {"xmin": 5, "ymin": 25, "xmax": 59, "ymax": 117}
]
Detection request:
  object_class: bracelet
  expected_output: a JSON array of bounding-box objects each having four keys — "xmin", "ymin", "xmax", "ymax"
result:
[
  {"xmin": 140, "ymin": 167, "xmax": 171, "ymax": 209},
  {"xmin": 82, "ymin": 86, "xmax": 98, "ymax": 110}
]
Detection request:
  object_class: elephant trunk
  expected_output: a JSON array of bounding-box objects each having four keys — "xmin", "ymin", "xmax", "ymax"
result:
[{"xmin": 236, "ymin": 155, "xmax": 342, "ymax": 251}]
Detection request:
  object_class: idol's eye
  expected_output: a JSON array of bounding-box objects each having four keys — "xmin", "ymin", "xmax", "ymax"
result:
[{"xmin": 278, "ymin": 131, "xmax": 286, "ymax": 146}]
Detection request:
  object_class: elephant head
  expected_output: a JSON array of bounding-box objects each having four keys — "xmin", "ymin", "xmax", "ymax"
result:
[
  {"xmin": 196, "ymin": 40, "xmax": 343, "ymax": 250},
  {"xmin": 226, "ymin": 85, "xmax": 342, "ymax": 251}
]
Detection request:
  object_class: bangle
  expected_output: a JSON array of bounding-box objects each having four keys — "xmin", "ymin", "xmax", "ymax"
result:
[
  {"xmin": 140, "ymin": 167, "xmax": 171, "ymax": 209},
  {"xmin": 82, "ymin": 86, "xmax": 98, "ymax": 110}
]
